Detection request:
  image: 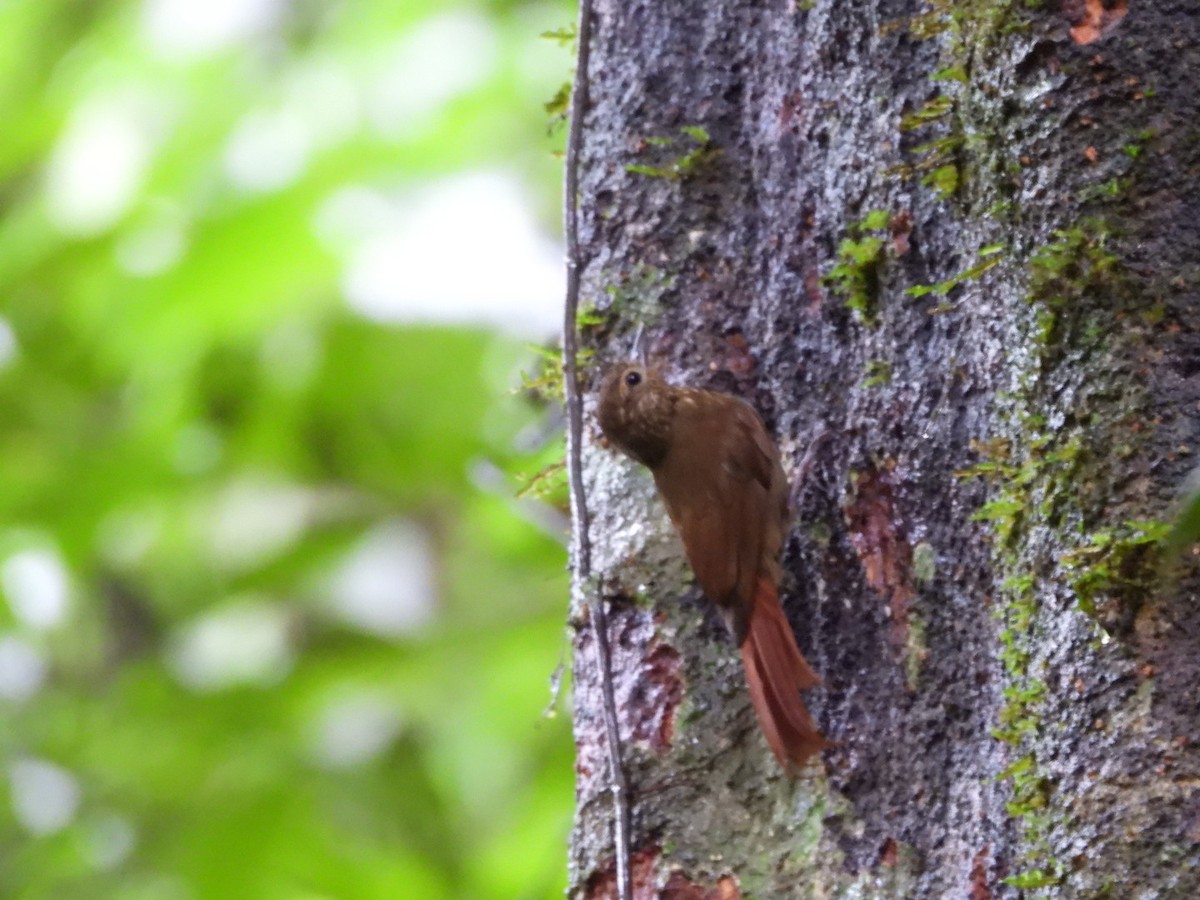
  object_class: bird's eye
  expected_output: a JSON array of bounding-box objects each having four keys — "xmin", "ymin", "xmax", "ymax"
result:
[{"xmin": 624, "ymin": 370, "xmax": 642, "ymax": 387}]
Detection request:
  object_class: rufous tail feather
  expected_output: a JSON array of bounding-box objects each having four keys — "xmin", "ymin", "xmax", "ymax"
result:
[{"xmin": 738, "ymin": 576, "xmax": 830, "ymax": 772}]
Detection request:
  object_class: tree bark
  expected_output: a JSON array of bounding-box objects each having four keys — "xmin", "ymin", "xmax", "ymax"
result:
[{"xmin": 568, "ymin": 1, "xmax": 1200, "ymax": 897}]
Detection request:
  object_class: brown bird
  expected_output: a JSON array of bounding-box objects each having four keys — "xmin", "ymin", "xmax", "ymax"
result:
[{"xmin": 597, "ymin": 362, "xmax": 829, "ymax": 772}]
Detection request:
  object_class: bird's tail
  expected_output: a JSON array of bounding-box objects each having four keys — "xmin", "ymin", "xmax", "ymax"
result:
[{"xmin": 738, "ymin": 576, "xmax": 830, "ymax": 772}]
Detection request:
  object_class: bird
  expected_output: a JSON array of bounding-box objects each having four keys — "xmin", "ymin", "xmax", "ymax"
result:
[{"xmin": 596, "ymin": 362, "xmax": 829, "ymax": 772}]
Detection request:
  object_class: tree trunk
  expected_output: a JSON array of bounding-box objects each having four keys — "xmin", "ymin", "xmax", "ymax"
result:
[{"xmin": 567, "ymin": 1, "xmax": 1200, "ymax": 897}]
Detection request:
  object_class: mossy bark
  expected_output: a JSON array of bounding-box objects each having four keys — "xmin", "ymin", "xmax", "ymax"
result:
[{"xmin": 568, "ymin": 2, "xmax": 1200, "ymax": 897}]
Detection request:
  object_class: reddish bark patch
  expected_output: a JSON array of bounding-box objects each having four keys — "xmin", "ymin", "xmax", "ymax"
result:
[
  {"xmin": 803, "ymin": 266, "xmax": 824, "ymax": 312},
  {"xmin": 1064, "ymin": 0, "xmax": 1128, "ymax": 45},
  {"xmin": 720, "ymin": 331, "xmax": 758, "ymax": 376},
  {"xmin": 878, "ymin": 836, "xmax": 899, "ymax": 867},
  {"xmin": 573, "ymin": 603, "xmax": 663, "ymax": 798},
  {"xmin": 844, "ymin": 462, "xmax": 916, "ymax": 641},
  {"xmin": 970, "ymin": 844, "xmax": 992, "ymax": 900},
  {"xmin": 628, "ymin": 640, "xmax": 685, "ymax": 753},
  {"xmin": 779, "ymin": 90, "xmax": 804, "ymax": 132},
  {"xmin": 586, "ymin": 850, "xmax": 740, "ymax": 899},
  {"xmin": 662, "ymin": 871, "xmax": 741, "ymax": 900},
  {"xmin": 889, "ymin": 210, "xmax": 913, "ymax": 257},
  {"xmin": 584, "ymin": 845, "xmax": 662, "ymax": 900}
]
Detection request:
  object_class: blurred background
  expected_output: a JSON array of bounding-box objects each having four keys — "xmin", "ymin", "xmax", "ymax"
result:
[{"xmin": 0, "ymin": 0, "xmax": 575, "ymax": 896}]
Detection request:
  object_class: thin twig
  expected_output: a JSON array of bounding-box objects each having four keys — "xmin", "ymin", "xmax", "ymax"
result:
[{"xmin": 561, "ymin": 2, "xmax": 633, "ymax": 899}]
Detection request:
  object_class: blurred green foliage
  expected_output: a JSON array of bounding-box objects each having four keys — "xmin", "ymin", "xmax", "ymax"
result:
[{"xmin": 0, "ymin": 0, "xmax": 574, "ymax": 897}]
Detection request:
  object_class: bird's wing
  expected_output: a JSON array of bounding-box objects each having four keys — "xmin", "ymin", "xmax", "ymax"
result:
[{"xmin": 655, "ymin": 394, "xmax": 778, "ymax": 639}]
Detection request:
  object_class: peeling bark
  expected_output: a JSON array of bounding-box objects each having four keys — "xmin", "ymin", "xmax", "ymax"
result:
[{"xmin": 568, "ymin": 1, "xmax": 1200, "ymax": 897}]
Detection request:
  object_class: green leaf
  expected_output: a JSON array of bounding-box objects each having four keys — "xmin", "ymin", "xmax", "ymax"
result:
[
  {"xmin": 544, "ymin": 82, "xmax": 571, "ymax": 118},
  {"xmin": 848, "ymin": 236, "xmax": 884, "ymax": 264},
  {"xmin": 1003, "ymin": 869, "xmax": 1060, "ymax": 889},
  {"xmin": 931, "ymin": 65, "xmax": 968, "ymax": 83},
  {"xmin": 861, "ymin": 209, "xmax": 891, "ymax": 230},
  {"xmin": 626, "ymin": 162, "xmax": 674, "ymax": 179},
  {"xmin": 972, "ymin": 498, "xmax": 1024, "ymax": 521},
  {"xmin": 996, "ymin": 754, "xmax": 1037, "ymax": 781},
  {"xmin": 926, "ymin": 163, "xmax": 959, "ymax": 197},
  {"xmin": 1165, "ymin": 488, "xmax": 1200, "ymax": 557},
  {"xmin": 540, "ymin": 25, "xmax": 577, "ymax": 46}
]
